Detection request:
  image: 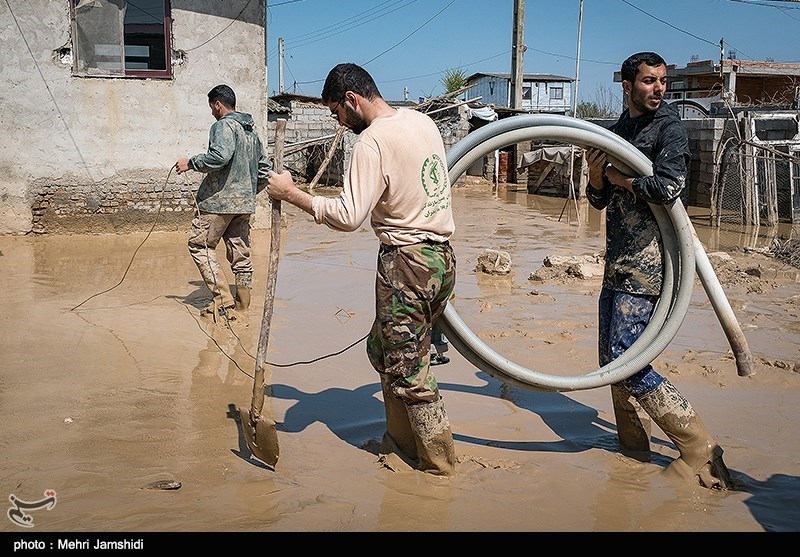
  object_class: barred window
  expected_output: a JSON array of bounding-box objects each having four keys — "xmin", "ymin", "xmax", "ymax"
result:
[{"xmin": 71, "ymin": 0, "xmax": 172, "ymax": 78}]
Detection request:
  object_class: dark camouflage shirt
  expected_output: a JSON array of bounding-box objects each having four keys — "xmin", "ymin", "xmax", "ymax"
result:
[
  {"xmin": 190, "ymin": 111, "xmax": 271, "ymax": 214},
  {"xmin": 586, "ymin": 101, "xmax": 690, "ymax": 295}
]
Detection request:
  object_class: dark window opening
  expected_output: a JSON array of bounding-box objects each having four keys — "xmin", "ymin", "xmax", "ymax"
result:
[
  {"xmin": 522, "ymin": 86, "xmax": 532, "ymax": 101},
  {"xmin": 71, "ymin": 0, "xmax": 172, "ymax": 78}
]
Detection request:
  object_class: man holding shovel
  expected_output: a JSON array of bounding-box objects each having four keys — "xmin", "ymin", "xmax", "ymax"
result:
[{"xmin": 267, "ymin": 63, "xmax": 457, "ymax": 476}]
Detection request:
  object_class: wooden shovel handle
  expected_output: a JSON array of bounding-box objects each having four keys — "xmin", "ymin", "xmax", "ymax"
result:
[{"xmin": 251, "ymin": 119, "xmax": 286, "ymax": 417}]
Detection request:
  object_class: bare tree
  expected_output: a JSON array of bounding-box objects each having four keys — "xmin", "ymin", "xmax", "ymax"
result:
[{"xmin": 576, "ymin": 83, "xmax": 621, "ymax": 119}]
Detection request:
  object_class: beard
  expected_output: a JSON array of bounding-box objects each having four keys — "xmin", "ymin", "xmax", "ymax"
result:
[
  {"xmin": 342, "ymin": 105, "xmax": 368, "ymax": 135},
  {"xmin": 629, "ymin": 88, "xmax": 661, "ymax": 115}
]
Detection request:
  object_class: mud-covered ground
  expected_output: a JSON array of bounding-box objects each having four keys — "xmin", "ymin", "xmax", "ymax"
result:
[{"xmin": 1, "ymin": 181, "xmax": 799, "ymax": 533}]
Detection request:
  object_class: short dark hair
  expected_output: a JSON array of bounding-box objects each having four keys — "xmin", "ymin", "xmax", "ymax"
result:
[
  {"xmin": 208, "ymin": 84, "xmax": 236, "ymax": 109},
  {"xmin": 620, "ymin": 52, "xmax": 666, "ymax": 82},
  {"xmin": 321, "ymin": 63, "xmax": 382, "ymax": 103}
]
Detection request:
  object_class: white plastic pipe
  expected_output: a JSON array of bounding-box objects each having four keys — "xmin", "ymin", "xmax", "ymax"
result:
[{"xmin": 440, "ymin": 114, "xmax": 754, "ymax": 393}]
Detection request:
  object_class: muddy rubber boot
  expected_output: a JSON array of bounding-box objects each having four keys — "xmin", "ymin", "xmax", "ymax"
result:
[
  {"xmin": 637, "ymin": 380, "xmax": 733, "ymax": 490},
  {"xmin": 406, "ymin": 397, "xmax": 456, "ymax": 477},
  {"xmin": 196, "ymin": 259, "xmax": 235, "ymax": 319},
  {"xmin": 234, "ymin": 272, "xmax": 252, "ymax": 312},
  {"xmin": 234, "ymin": 286, "xmax": 251, "ymax": 311},
  {"xmin": 611, "ymin": 384, "xmax": 652, "ymax": 462},
  {"xmin": 378, "ymin": 374, "xmax": 418, "ymax": 471}
]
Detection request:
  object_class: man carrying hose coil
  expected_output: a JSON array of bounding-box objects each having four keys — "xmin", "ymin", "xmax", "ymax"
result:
[
  {"xmin": 585, "ymin": 52, "xmax": 733, "ymax": 489},
  {"xmin": 268, "ymin": 63, "xmax": 457, "ymax": 476}
]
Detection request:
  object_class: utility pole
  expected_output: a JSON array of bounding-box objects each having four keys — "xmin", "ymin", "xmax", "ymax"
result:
[
  {"xmin": 509, "ymin": 0, "xmax": 525, "ymax": 184},
  {"xmin": 264, "ymin": 0, "xmax": 269, "ymax": 138},
  {"xmin": 510, "ymin": 0, "xmax": 525, "ymax": 111},
  {"xmin": 278, "ymin": 37, "xmax": 285, "ymax": 94},
  {"xmin": 573, "ymin": 0, "xmax": 584, "ymax": 117}
]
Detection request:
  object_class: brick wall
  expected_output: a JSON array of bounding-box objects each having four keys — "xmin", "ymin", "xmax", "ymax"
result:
[
  {"xmin": 31, "ymin": 101, "xmax": 471, "ymax": 234},
  {"xmin": 31, "ymin": 170, "xmax": 197, "ymax": 235}
]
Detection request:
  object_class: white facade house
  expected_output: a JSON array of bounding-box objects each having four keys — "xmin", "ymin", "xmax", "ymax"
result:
[{"xmin": 465, "ymin": 72, "xmax": 573, "ymax": 114}]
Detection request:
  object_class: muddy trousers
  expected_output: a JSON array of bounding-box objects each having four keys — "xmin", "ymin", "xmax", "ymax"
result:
[
  {"xmin": 599, "ymin": 288, "xmax": 732, "ymax": 489},
  {"xmin": 380, "ymin": 374, "xmax": 456, "ymax": 476},
  {"xmin": 188, "ymin": 212, "xmax": 253, "ymax": 313},
  {"xmin": 368, "ymin": 242, "xmax": 457, "ymax": 476}
]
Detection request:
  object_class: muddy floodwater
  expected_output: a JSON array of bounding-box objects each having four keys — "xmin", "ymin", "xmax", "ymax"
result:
[{"xmin": 1, "ymin": 183, "xmax": 799, "ymax": 533}]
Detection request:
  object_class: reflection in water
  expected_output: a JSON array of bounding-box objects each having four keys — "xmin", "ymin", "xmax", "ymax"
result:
[
  {"xmin": 192, "ymin": 325, "xmax": 252, "ymax": 387},
  {"xmin": 496, "ymin": 185, "xmax": 799, "ymax": 252}
]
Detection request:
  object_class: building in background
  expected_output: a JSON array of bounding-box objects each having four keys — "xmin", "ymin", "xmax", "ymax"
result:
[
  {"xmin": 2, "ymin": 1, "xmax": 269, "ymax": 235},
  {"xmin": 465, "ymin": 72, "xmax": 574, "ymax": 114}
]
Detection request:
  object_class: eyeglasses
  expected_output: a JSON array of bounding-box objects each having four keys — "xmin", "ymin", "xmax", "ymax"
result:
[{"xmin": 329, "ymin": 96, "xmax": 346, "ymax": 119}]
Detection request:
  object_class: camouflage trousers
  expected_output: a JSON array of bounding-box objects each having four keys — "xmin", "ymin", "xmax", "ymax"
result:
[
  {"xmin": 598, "ymin": 287, "xmax": 665, "ymax": 398},
  {"xmin": 367, "ymin": 241, "xmax": 456, "ymax": 405},
  {"xmin": 188, "ymin": 212, "xmax": 253, "ymax": 308}
]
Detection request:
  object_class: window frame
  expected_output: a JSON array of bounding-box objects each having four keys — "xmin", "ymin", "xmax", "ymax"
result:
[{"xmin": 70, "ymin": 0, "xmax": 173, "ymax": 79}]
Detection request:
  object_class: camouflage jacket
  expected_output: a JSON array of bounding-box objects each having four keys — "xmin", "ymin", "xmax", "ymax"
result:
[
  {"xmin": 190, "ymin": 111, "xmax": 271, "ymax": 214},
  {"xmin": 586, "ymin": 101, "xmax": 690, "ymax": 296}
]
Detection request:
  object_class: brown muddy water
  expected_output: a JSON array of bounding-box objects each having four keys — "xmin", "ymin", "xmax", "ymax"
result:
[{"xmin": 1, "ymin": 184, "xmax": 799, "ymax": 533}]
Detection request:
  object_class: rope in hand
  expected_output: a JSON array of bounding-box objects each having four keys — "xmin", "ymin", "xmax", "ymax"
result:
[{"xmin": 68, "ymin": 163, "xmax": 369, "ymax": 370}]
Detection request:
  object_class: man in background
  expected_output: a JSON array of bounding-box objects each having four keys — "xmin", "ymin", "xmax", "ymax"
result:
[{"xmin": 175, "ymin": 84, "xmax": 271, "ymax": 323}]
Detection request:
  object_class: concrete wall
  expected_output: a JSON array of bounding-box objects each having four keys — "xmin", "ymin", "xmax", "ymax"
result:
[
  {"xmin": 266, "ymin": 100, "xmax": 471, "ymax": 189},
  {"xmin": 683, "ymin": 117, "xmax": 726, "ymax": 208},
  {"xmin": 0, "ymin": 1, "xmax": 267, "ymax": 235}
]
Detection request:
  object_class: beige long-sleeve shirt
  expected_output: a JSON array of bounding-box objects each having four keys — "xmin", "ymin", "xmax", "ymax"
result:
[{"xmin": 311, "ymin": 108, "xmax": 454, "ymax": 246}]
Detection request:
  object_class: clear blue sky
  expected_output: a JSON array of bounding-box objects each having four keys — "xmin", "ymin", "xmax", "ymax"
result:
[{"xmin": 265, "ymin": 0, "xmax": 800, "ymax": 108}]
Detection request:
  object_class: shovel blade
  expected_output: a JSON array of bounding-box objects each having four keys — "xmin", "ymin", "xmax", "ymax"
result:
[{"xmin": 240, "ymin": 408, "xmax": 280, "ymax": 466}]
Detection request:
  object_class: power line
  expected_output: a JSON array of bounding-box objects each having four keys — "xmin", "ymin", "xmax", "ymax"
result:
[
  {"xmin": 619, "ymin": 0, "xmax": 751, "ymax": 60},
  {"xmin": 268, "ymin": 0, "xmax": 420, "ymax": 58},
  {"xmin": 728, "ymin": 0, "xmax": 800, "ymax": 21},
  {"xmin": 361, "ymin": 0, "xmax": 457, "ymax": 66}
]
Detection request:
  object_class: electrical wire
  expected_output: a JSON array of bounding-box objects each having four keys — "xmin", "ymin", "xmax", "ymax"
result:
[
  {"xmin": 183, "ymin": 0, "xmax": 255, "ymax": 52},
  {"xmin": 181, "ymin": 301, "xmax": 369, "ymax": 379},
  {"xmin": 360, "ymin": 0, "xmax": 457, "ymax": 67},
  {"xmin": 67, "ymin": 161, "xmax": 367, "ymax": 371},
  {"xmin": 6, "ymin": 0, "xmax": 95, "ymax": 184},
  {"xmin": 268, "ymin": 0, "xmax": 418, "ymax": 56},
  {"xmin": 619, "ymin": 0, "xmax": 751, "ymax": 59},
  {"xmin": 70, "ymin": 166, "xmax": 173, "ymax": 311}
]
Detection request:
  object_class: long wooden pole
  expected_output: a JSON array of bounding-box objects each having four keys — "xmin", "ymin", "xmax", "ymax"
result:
[{"xmin": 251, "ymin": 119, "xmax": 285, "ymax": 420}]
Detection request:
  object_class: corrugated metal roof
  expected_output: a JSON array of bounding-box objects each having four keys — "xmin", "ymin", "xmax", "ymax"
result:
[{"xmin": 466, "ymin": 72, "xmax": 574, "ymax": 83}]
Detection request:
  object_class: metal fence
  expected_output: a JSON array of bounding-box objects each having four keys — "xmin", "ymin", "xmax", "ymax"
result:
[{"xmin": 712, "ymin": 139, "xmax": 800, "ymax": 226}]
